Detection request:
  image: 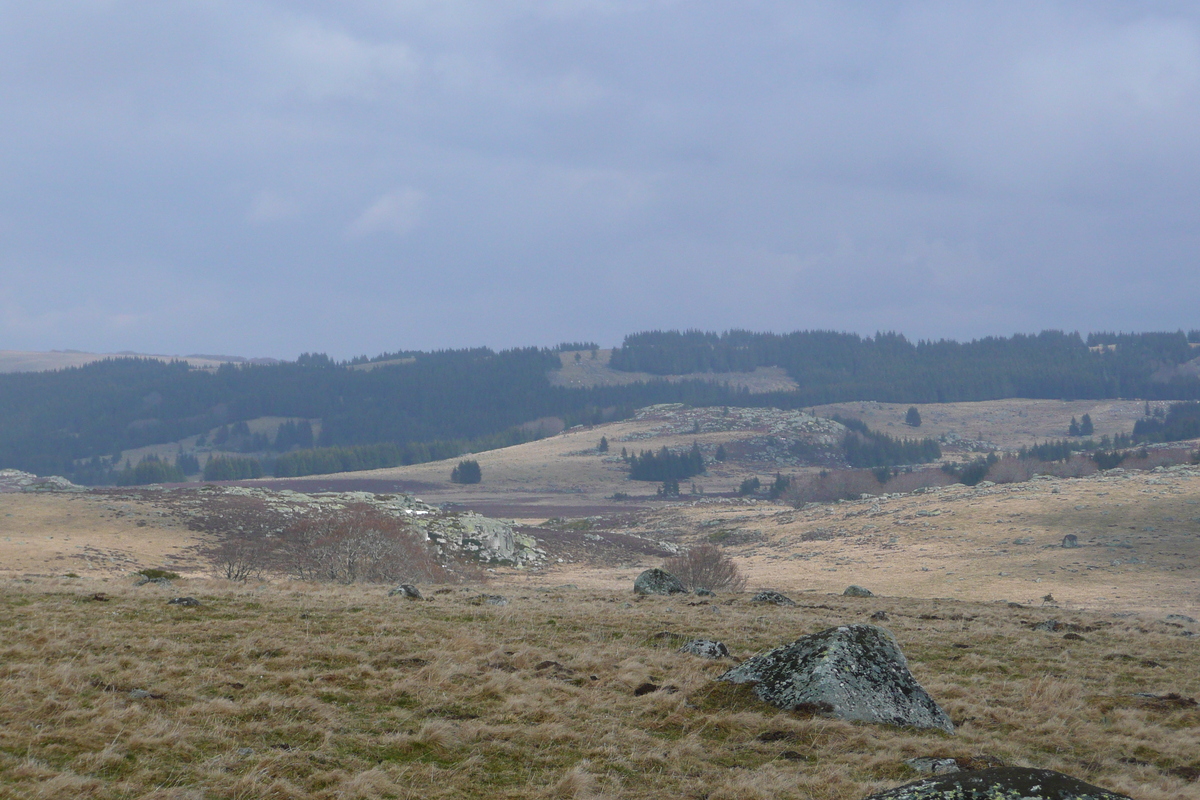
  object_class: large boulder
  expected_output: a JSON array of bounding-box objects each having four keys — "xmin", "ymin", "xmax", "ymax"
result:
[
  {"xmin": 634, "ymin": 568, "xmax": 687, "ymax": 596},
  {"xmin": 718, "ymin": 624, "xmax": 954, "ymax": 733},
  {"xmin": 859, "ymin": 767, "xmax": 1132, "ymax": 800}
]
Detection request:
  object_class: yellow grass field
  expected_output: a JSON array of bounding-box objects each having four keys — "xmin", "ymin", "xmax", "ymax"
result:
[{"xmin": 1, "ymin": 579, "xmax": 1197, "ymax": 799}]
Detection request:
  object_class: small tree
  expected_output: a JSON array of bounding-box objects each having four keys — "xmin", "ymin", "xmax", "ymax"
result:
[
  {"xmin": 598, "ymin": 436, "xmax": 609, "ymax": 453},
  {"xmin": 663, "ymin": 543, "xmax": 747, "ymax": 592},
  {"xmin": 450, "ymin": 459, "xmax": 482, "ymax": 484},
  {"xmin": 737, "ymin": 476, "xmax": 760, "ymax": 496},
  {"xmin": 905, "ymin": 406, "xmax": 922, "ymax": 427},
  {"xmin": 1069, "ymin": 417, "xmax": 1081, "ymax": 437},
  {"xmin": 1080, "ymin": 413, "xmax": 1094, "ymax": 436},
  {"xmin": 715, "ymin": 443, "xmax": 727, "ymax": 461}
]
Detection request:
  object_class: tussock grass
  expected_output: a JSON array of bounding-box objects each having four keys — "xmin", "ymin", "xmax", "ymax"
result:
[{"xmin": 1, "ymin": 578, "xmax": 1197, "ymax": 799}]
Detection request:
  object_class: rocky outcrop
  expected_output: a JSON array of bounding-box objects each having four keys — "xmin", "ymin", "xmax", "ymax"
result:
[
  {"xmin": 843, "ymin": 585, "xmax": 874, "ymax": 597},
  {"xmin": 859, "ymin": 767, "xmax": 1131, "ymax": 800},
  {"xmin": 634, "ymin": 568, "xmax": 687, "ymax": 595},
  {"xmin": 0, "ymin": 469, "xmax": 83, "ymax": 493},
  {"xmin": 388, "ymin": 584, "xmax": 423, "ymax": 600},
  {"xmin": 718, "ymin": 624, "xmax": 954, "ymax": 733}
]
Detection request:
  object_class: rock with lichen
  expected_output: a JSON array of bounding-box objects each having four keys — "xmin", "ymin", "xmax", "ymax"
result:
[
  {"xmin": 859, "ymin": 767, "xmax": 1132, "ymax": 800},
  {"xmin": 718, "ymin": 624, "xmax": 953, "ymax": 733}
]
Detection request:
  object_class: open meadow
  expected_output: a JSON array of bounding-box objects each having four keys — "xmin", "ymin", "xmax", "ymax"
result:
[{"xmin": 1, "ymin": 578, "xmax": 1198, "ymax": 800}]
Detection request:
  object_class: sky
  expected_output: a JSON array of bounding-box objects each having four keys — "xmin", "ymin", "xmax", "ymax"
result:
[{"xmin": 2, "ymin": 1, "xmax": 1199, "ymax": 360}]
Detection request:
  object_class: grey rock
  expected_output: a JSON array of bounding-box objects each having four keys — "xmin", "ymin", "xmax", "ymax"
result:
[
  {"xmin": 135, "ymin": 577, "xmax": 174, "ymax": 587},
  {"xmin": 1033, "ymin": 619, "xmax": 1060, "ymax": 632},
  {"xmin": 167, "ymin": 596, "xmax": 200, "ymax": 607},
  {"xmin": 1061, "ymin": 534, "xmax": 1079, "ymax": 548},
  {"xmin": 1166, "ymin": 614, "xmax": 1197, "ymax": 624},
  {"xmin": 718, "ymin": 624, "xmax": 954, "ymax": 733},
  {"xmin": 750, "ymin": 590, "xmax": 796, "ymax": 607},
  {"xmin": 695, "ymin": 587, "xmax": 716, "ymax": 597},
  {"xmin": 904, "ymin": 757, "xmax": 959, "ymax": 775},
  {"xmin": 633, "ymin": 568, "xmax": 687, "ymax": 596},
  {"xmin": 678, "ymin": 639, "xmax": 730, "ymax": 659},
  {"xmin": 859, "ymin": 767, "xmax": 1131, "ymax": 800},
  {"xmin": 128, "ymin": 689, "xmax": 162, "ymax": 700},
  {"xmin": 388, "ymin": 584, "xmax": 423, "ymax": 600},
  {"xmin": 844, "ymin": 585, "xmax": 874, "ymax": 597},
  {"xmin": 470, "ymin": 594, "xmax": 509, "ymax": 606},
  {"xmin": 236, "ymin": 748, "xmax": 255, "ymax": 757},
  {"xmin": 870, "ymin": 611, "xmax": 889, "ymax": 621}
]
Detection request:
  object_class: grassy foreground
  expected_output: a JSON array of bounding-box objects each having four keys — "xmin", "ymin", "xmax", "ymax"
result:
[{"xmin": 1, "ymin": 579, "xmax": 1197, "ymax": 799}]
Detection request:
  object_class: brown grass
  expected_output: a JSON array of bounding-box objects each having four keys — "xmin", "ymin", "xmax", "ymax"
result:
[{"xmin": 1, "ymin": 578, "xmax": 1197, "ymax": 799}]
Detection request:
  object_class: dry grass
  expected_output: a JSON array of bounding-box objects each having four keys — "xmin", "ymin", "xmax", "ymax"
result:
[{"xmin": 2, "ymin": 578, "xmax": 1198, "ymax": 799}]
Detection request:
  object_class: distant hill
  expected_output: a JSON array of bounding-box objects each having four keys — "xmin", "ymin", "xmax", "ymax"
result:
[{"xmin": 3, "ymin": 329, "xmax": 1200, "ymax": 485}]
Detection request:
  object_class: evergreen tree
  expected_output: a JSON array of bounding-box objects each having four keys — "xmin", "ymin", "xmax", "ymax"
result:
[
  {"xmin": 715, "ymin": 443, "xmax": 727, "ymax": 461},
  {"xmin": 598, "ymin": 436, "xmax": 609, "ymax": 453},
  {"xmin": 1080, "ymin": 413, "xmax": 1094, "ymax": 436},
  {"xmin": 450, "ymin": 459, "xmax": 482, "ymax": 484},
  {"xmin": 905, "ymin": 406, "xmax": 922, "ymax": 427},
  {"xmin": 1068, "ymin": 417, "xmax": 1081, "ymax": 437}
]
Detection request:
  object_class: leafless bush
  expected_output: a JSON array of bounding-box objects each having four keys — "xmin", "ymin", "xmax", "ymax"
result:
[
  {"xmin": 880, "ymin": 468, "xmax": 956, "ymax": 494},
  {"xmin": 206, "ymin": 532, "xmax": 274, "ymax": 581},
  {"xmin": 278, "ymin": 504, "xmax": 453, "ymax": 584},
  {"xmin": 782, "ymin": 469, "xmax": 883, "ymax": 506},
  {"xmin": 1042, "ymin": 455, "xmax": 1099, "ymax": 479},
  {"xmin": 1121, "ymin": 447, "xmax": 1192, "ymax": 472},
  {"xmin": 986, "ymin": 457, "xmax": 1038, "ymax": 485},
  {"xmin": 662, "ymin": 543, "xmax": 747, "ymax": 592}
]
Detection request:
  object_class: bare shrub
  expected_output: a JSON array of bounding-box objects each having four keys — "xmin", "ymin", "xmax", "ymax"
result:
[
  {"xmin": 278, "ymin": 503, "xmax": 453, "ymax": 584},
  {"xmin": 662, "ymin": 543, "xmax": 747, "ymax": 592},
  {"xmin": 206, "ymin": 532, "xmax": 273, "ymax": 581},
  {"xmin": 880, "ymin": 468, "xmax": 956, "ymax": 494},
  {"xmin": 782, "ymin": 469, "xmax": 883, "ymax": 506},
  {"xmin": 985, "ymin": 457, "xmax": 1037, "ymax": 485},
  {"xmin": 1121, "ymin": 447, "xmax": 1192, "ymax": 472},
  {"xmin": 1043, "ymin": 455, "xmax": 1099, "ymax": 479}
]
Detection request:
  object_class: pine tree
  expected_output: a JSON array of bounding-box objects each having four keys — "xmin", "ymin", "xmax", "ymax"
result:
[
  {"xmin": 598, "ymin": 436, "xmax": 609, "ymax": 453},
  {"xmin": 1068, "ymin": 417, "xmax": 1081, "ymax": 437},
  {"xmin": 1080, "ymin": 413, "xmax": 1094, "ymax": 436},
  {"xmin": 715, "ymin": 444, "xmax": 727, "ymax": 461},
  {"xmin": 905, "ymin": 406, "xmax": 922, "ymax": 427}
]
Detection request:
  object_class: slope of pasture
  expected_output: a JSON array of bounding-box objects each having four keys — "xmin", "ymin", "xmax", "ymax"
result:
[{"xmin": 531, "ymin": 466, "xmax": 1200, "ymax": 620}]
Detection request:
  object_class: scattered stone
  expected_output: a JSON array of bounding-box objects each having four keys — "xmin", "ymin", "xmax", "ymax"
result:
[
  {"xmin": 1061, "ymin": 534, "xmax": 1079, "ymax": 548},
  {"xmin": 1033, "ymin": 619, "xmax": 1059, "ymax": 632},
  {"xmin": 1131, "ymin": 692, "xmax": 1197, "ymax": 710},
  {"xmin": 167, "ymin": 596, "xmax": 201, "ymax": 607},
  {"xmin": 134, "ymin": 577, "xmax": 174, "ymax": 587},
  {"xmin": 1062, "ymin": 633, "xmax": 1086, "ymax": 641},
  {"xmin": 904, "ymin": 757, "xmax": 959, "ymax": 775},
  {"xmin": 870, "ymin": 611, "xmax": 889, "ymax": 621},
  {"xmin": 695, "ymin": 587, "xmax": 716, "ymax": 597},
  {"xmin": 388, "ymin": 584, "xmax": 423, "ymax": 600},
  {"xmin": 750, "ymin": 590, "xmax": 797, "ymax": 607},
  {"xmin": 1166, "ymin": 614, "xmax": 1197, "ymax": 624},
  {"xmin": 236, "ymin": 748, "xmax": 254, "ymax": 757},
  {"xmin": 469, "ymin": 594, "xmax": 509, "ymax": 606},
  {"xmin": 128, "ymin": 689, "xmax": 163, "ymax": 700},
  {"xmin": 718, "ymin": 624, "xmax": 954, "ymax": 733},
  {"xmin": 633, "ymin": 568, "xmax": 687, "ymax": 596},
  {"xmin": 844, "ymin": 585, "xmax": 874, "ymax": 598},
  {"xmin": 89, "ymin": 593, "xmax": 109, "ymax": 602},
  {"xmin": 860, "ymin": 767, "xmax": 1132, "ymax": 800},
  {"xmin": 678, "ymin": 639, "xmax": 730, "ymax": 659}
]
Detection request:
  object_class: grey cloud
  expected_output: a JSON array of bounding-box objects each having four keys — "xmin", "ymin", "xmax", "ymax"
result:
[{"xmin": 1, "ymin": 1, "xmax": 1198, "ymax": 357}]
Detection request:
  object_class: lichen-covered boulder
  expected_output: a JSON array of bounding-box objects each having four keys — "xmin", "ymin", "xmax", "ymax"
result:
[
  {"xmin": 750, "ymin": 590, "xmax": 796, "ymax": 606},
  {"xmin": 634, "ymin": 568, "xmax": 687, "ymax": 596},
  {"xmin": 844, "ymin": 585, "xmax": 874, "ymax": 597},
  {"xmin": 388, "ymin": 584, "xmax": 423, "ymax": 600},
  {"xmin": 859, "ymin": 767, "xmax": 1132, "ymax": 800},
  {"xmin": 679, "ymin": 639, "xmax": 730, "ymax": 658},
  {"xmin": 718, "ymin": 624, "xmax": 954, "ymax": 733}
]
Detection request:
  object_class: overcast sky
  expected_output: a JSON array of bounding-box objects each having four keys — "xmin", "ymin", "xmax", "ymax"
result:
[{"xmin": 2, "ymin": 1, "xmax": 1199, "ymax": 359}]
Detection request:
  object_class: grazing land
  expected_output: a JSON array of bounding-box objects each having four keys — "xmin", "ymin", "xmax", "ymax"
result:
[{"xmin": 1, "ymin": 579, "xmax": 1197, "ymax": 800}]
